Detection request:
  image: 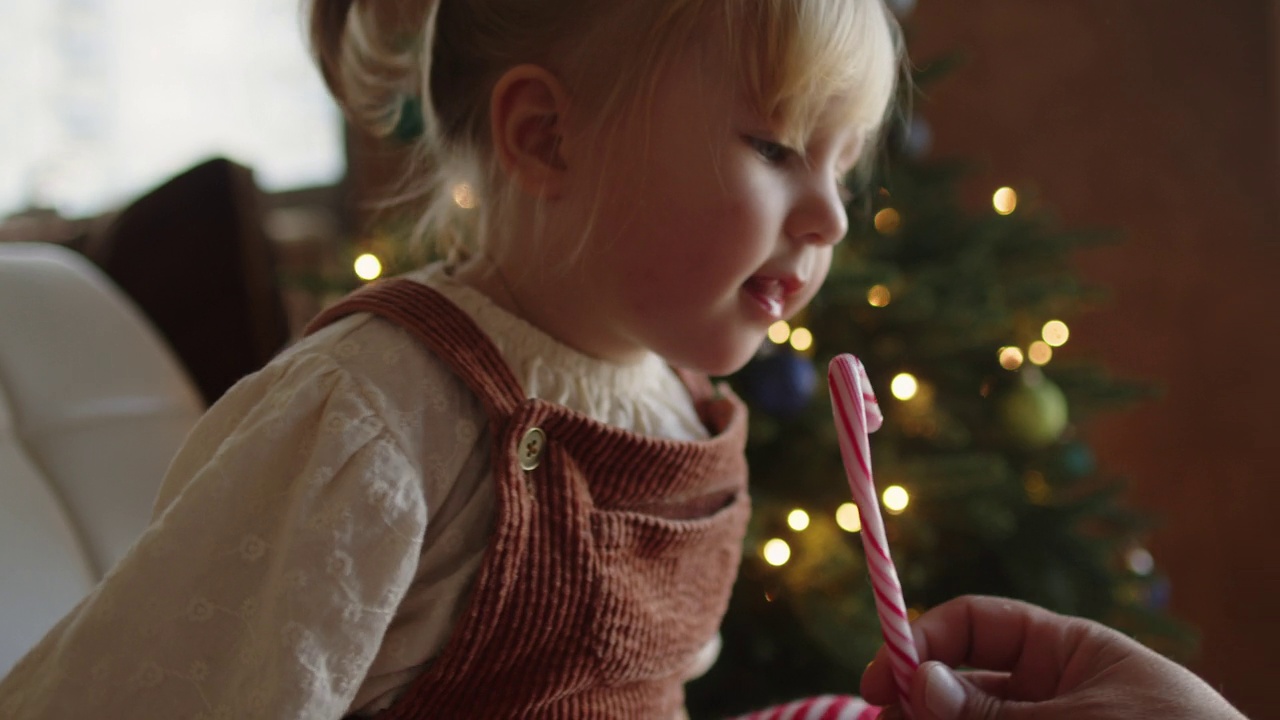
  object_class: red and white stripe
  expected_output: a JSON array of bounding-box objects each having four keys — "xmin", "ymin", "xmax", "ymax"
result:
[
  {"xmin": 728, "ymin": 694, "xmax": 881, "ymax": 720},
  {"xmin": 828, "ymin": 354, "xmax": 919, "ymax": 715}
]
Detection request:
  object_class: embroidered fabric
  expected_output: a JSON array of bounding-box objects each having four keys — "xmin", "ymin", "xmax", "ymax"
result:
[{"xmin": 0, "ymin": 262, "xmax": 712, "ymax": 719}]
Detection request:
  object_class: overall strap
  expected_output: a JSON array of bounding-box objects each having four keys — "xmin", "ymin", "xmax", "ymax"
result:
[{"xmin": 304, "ymin": 278, "xmax": 527, "ymax": 418}]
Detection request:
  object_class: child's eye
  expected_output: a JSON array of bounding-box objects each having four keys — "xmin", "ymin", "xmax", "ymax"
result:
[{"xmin": 747, "ymin": 136, "xmax": 791, "ymax": 164}]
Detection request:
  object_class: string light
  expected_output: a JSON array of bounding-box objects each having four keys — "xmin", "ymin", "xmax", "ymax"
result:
[
  {"xmin": 874, "ymin": 208, "xmax": 902, "ymax": 234},
  {"xmin": 836, "ymin": 503, "xmax": 862, "ymax": 533},
  {"xmin": 882, "ymin": 485, "xmax": 910, "ymax": 514},
  {"xmin": 867, "ymin": 284, "xmax": 892, "ymax": 308},
  {"xmin": 999, "ymin": 346, "xmax": 1025, "ymax": 370},
  {"xmin": 993, "ymin": 186, "xmax": 1018, "ymax": 215},
  {"xmin": 762, "ymin": 538, "xmax": 791, "ymax": 566},
  {"xmin": 452, "ymin": 182, "xmax": 477, "ymax": 209},
  {"xmin": 354, "ymin": 253, "xmax": 383, "ymax": 281},
  {"xmin": 1042, "ymin": 320, "xmax": 1070, "ymax": 347},
  {"xmin": 787, "ymin": 509, "xmax": 811, "ymax": 531},
  {"xmin": 890, "ymin": 373, "xmax": 919, "ymax": 401},
  {"xmin": 1024, "ymin": 471, "xmax": 1050, "ymax": 504},
  {"xmin": 767, "ymin": 321, "xmax": 791, "ymax": 344},
  {"xmin": 1028, "ymin": 341, "xmax": 1053, "ymax": 366},
  {"xmin": 1126, "ymin": 547, "xmax": 1155, "ymax": 576},
  {"xmin": 789, "ymin": 327, "xmax": 814, "ymax": 352}
]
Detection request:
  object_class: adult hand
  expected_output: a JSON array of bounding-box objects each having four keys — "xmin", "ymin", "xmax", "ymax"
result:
[{"xmin": 860, "ymin": 595, "xmax": 1247, "ymax": 720}]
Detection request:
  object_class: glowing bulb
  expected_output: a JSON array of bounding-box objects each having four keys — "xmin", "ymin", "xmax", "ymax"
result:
[
  {"xmin": 787, "ymin": 509, "xmax": 811, "ymax": 531},
  {"xmin": 1028, "ymin": 341, "xmax": 1053, "ymax": 366},
  {"xmin": 354, "ymin": 253, "xmax": 383, "ymax": 281},
  {"xmin": 1126, "ymin": 547, "xmax": 1155, "ymax": 576},
  {"xmin": 768, "ymin": 321, "xmax": 791, "ymax": 345},
  {"xmin": 789, "ymin": 327, "xmax": 814, "ymax": 352},
  {"xmin": 762, "ymin": 538, "xmax": 791, "ymax": 566},
  {"xmin": 452, "ymin": 182, "xmax": 477, "ymax": 209},
  {"xmin": 993, "ymin": 186, "xmax": 1018, "ymax": 215},
  {"xmin": 999, "ymin": 346, "xmax": 1025, "ymax": 370},
  {"xmin": 867, "ymin": 284, "xmax": 892, "ymax": 307},
  {"xmin": 890, "ymin": 373, "xmax": 918, "ymax": 401},
  {"xmin": 836, "ymin": 503, "xmax": 862, "ymax": 533},
  {"xmin": 882, "ymin": 485, "xmax": 910, "ymax": 514},
  {"xmin": 874, "ymin": 208, "xmax": 902, "ymax": 234},
  {"xmin": 1024, "ymin": 471, "xmax": 1050, "ymax": 504},
  {"xmin": 1042, "ymin": 320, "xmax": 1070, "ymax": 347}
]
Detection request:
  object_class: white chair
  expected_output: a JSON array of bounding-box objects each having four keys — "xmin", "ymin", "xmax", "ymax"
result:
[{"xmin": 0, "ymin": 242, "xmax": 204, "ymax": 675}]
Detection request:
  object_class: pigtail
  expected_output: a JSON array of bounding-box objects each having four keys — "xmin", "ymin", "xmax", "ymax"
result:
[
  {"xmin": 305, "ymin": 0, "xmax": 429, "ymax": 141},
  {"xmin": 308, "ymin": 0, "xmax": 357, "ymax": 103},
  {"xmin": 306, "ymin": 0, "xmax": 479, "ymax": 261}
]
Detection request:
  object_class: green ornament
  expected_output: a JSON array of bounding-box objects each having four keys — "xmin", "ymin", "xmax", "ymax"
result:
[{"xmin": 996, "ymin": 368, "xmax": 1068, "ymax": 449}]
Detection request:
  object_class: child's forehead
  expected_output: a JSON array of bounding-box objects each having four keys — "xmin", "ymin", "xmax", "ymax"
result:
[
  {"xmin": 579, "ymin": 0, "xmax": 896, "ymax": 151},
  {"xmin": 704, "ymin": 4, "xmax": 897, "ymax": 142}
]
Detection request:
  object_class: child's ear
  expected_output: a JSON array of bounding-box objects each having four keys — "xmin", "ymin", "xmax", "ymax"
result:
[{"xmin": 489, "ymin": 64, "xmax": 571, "ymax": 198}]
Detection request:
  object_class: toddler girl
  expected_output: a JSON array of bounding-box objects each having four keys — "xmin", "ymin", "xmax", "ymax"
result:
[{"xmin": 0, "ymin": 0, "xmax": 900, "ymax": 717}]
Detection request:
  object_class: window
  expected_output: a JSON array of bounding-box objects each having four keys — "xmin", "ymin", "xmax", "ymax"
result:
[{"xmin": 0, "ymin": 0, "xmax": 345, "ymax": 218}]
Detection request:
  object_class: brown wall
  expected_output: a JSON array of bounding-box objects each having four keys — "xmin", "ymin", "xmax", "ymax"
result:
[{"xmin": 907, "ymin": 2, "xmax": 1280, "ymax": 716}]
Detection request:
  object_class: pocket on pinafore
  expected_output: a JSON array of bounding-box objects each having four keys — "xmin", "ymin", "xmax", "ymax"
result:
[{"xmin": 586, "ymin": 491, "xmax": 749, "ymax": 684}]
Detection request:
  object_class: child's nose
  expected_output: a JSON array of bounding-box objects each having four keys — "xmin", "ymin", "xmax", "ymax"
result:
[{"xmin": 785, "ymin": 181, "xmax": 849, "ymax": 247}]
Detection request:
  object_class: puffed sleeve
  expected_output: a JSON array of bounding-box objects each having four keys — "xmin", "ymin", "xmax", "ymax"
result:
[{"xmin": 0, "ymin": 352, "xmax": 428, "ymax": 720}]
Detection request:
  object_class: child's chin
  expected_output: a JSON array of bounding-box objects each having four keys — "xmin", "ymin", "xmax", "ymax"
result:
[{"xmin": 691, "ymin": 345, "xmax": 759, "ymax": 379}]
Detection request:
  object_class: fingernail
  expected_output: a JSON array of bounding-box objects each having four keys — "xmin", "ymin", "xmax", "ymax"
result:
[{"xmin": 922, "ymin": 662, "xmax": 965, "ymax": 720}]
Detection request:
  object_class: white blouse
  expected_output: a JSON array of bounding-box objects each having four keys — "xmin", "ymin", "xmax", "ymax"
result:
[{"xmin": 0, "ymin": 264, "xmax": 715, "ymax": 719}]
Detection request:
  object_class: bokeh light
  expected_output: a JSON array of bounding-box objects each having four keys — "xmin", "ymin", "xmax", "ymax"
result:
[
  {"xmin": 999, "ymin": 346, "xmax": 1025, "ymax": 370},
  {"xmin": 890, "ymin": 373, "xmax": 919, "ymax": 401},
  {"xmin": 762, "ymin": 538, "xmax": 792, "ymax": 566},
  {"xmin": 1042, "ymin": 320, "xmax": 1070, "ymax": 347},
  {"xmin": 787, "ymin": 509, "xmax": 811, "ymax": 531},
  {"xmin": 1127, "ymin": 547, "xmax": 1155, "ymax": 576},
  {"xmin": 452, "ymin": 182, "xmax": 477, "ymax": 209},
  {"xmin": 993, "ymin": 186, "xmax": 1018, "ymax": 215},
  {"xmin": 789, "ymin": 327, "xmax": 814, "ymax": 352},
  {"xmin": 354, "ymin": 253, "xmax": 383, "ymax": 281},
  {"xmin": 836, "ymin": 503, "xmax": 862, "ymax": 533},
  {"xmin": 768, "ymin": 321, "xmax": 791, "ymax": 344},
  {"xmin": 883, "ymin": 485, "xmax": 910, "ymax": 514},
  {"xmin": 1029, "ymin": 341, "xmax": 1053, "ymax": 366},
  {"xmin": 874, "ymin": 208, "xmax": 902, "ymax": 234}
]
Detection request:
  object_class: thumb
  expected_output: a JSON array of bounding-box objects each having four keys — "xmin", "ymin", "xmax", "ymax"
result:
[{"xmin": 911, "ymin": 661, "xmax": 1032, "ymax": 720}]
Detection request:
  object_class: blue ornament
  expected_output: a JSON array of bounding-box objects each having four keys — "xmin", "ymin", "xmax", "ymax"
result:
[
  {"xmin": 1143, "ymin": 576, "xmax": 1171, "ymax": 611},
  {"xmin": 902, "ymin": 116, "xmax": 933, "ymax": 158},
  {"xmin": 743, "ymin": 351, "xmax": 818, "ymax": 419},
  {"xmin": 1059, "ymin": 441, "xmax": 1096, "ymax": 478}
]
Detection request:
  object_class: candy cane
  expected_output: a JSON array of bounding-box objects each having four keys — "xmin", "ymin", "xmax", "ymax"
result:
[
  {"xmin": 828, "ymin": 354, "xmax": 919, "ymax": 714},
  {"xmin": 727, "ymin": 694, "xmax": 880, "ymax": 720}
]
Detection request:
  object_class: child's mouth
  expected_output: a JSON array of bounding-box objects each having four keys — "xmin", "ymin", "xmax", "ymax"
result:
[{"xmin": 743, "ymin": 277, "xmax": 786, "ymax": 319}]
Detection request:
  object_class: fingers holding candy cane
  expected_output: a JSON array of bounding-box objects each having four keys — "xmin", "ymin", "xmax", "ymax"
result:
[{"xmin": 828, "ymin": 354, "xmax": 919, "ymax": 716}]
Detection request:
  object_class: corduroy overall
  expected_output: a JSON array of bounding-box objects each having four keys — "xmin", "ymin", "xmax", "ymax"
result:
[{"xmin": 308, "ymin": 278, "xmax": 751, "ymax": 718}]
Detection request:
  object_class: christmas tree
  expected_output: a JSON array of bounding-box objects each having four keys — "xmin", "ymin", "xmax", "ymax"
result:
[{"xmin": 684, "ymin": 43, "xmax": 1191, "ymax": 720}]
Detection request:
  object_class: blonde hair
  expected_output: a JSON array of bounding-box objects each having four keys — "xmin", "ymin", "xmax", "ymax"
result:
[{"xmin": 307, "ymin": 0, "xmax": 903, "ymax": 261}]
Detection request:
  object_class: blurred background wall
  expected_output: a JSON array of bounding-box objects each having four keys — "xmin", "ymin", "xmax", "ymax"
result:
[{"xmin": 906, "ymin": 2, "xmax": 1280, "ymax": 716}]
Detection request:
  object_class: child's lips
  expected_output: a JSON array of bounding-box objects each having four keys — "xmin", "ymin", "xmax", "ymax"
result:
[{"xmin": 743, "ymin": 276, "xmax": 802, "ymax": 319}]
